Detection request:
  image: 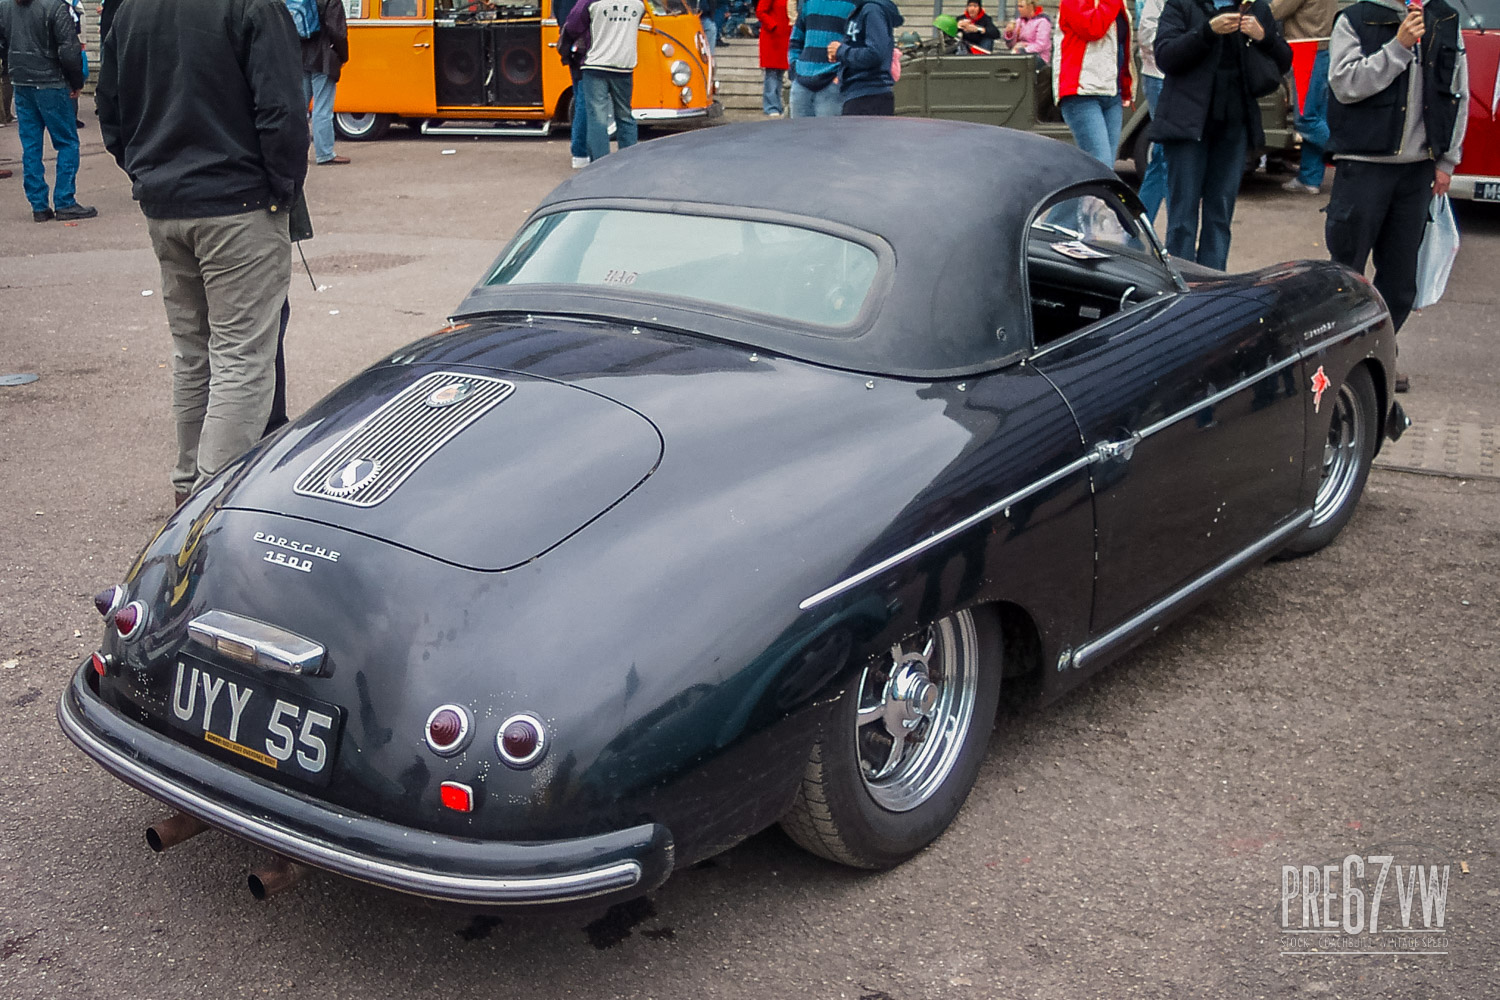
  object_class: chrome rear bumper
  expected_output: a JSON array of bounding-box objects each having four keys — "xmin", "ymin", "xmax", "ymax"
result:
[{"xmin": 58, "ymin": 662, "xmax": 673, "ymax": 906}]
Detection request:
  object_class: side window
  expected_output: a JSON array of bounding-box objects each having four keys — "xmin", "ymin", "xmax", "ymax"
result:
[
  {"xmin": 381, "ymin": 0, "xmax": 424, "ymax": 16},
  {"xmin": 1025, "ymin": 186, "xmax": 1176, "ymax": 348}
]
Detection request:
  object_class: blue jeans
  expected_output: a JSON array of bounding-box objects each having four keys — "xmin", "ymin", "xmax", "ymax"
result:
[
  {"xmin": 1293, "ymin": 48, "xmax": 1329, "ymax": 189},
  {"xmin": 762, "ymin": 69, "xmax": 784, "ymax": 115},
  {"xmin": 568, "ymin": 68, "xmax": 587, "ymax": 158},
  {"xmin": 1059, "ymin": 94, "xmax": 1122, "ymax": 167},
  {"xmin": 581, "ymin": 70, "xmax": 637, "ymax": 161},
  {"xmin": 1138, "ymin": 75, "xmax": 1168, "ymax": 223},
  {"xmin": 14, "ymin": 85, "xmax": 79, "ymax": 212},
  {"xmin": 790, "ymin": 77, "xmax": 843, "ymax": 117},
  {"xmin": 303, "ymin": 72, "xmax": 337, "ymax": 163},
  {"xmin": 701, "ymin": 14, "xmax": 718, "ymax": 51},
  {"xmin": 1163, "ymin": 124, "xmax": 1248, "ymax": 271}
]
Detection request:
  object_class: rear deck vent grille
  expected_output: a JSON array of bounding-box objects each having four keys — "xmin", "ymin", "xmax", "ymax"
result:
[{"xmin": 294, "ymin": 371, "xmax": 514, "ymax": 507}]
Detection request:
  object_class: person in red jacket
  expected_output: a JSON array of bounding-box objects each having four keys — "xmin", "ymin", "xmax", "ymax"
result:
[
  {"xmin": 1052, "ymin": 0, "xmax": 1132, "ymax": 165},
  {"xmin": 757, "ymin": 0, "xmax": 791, "ymax": 116}
]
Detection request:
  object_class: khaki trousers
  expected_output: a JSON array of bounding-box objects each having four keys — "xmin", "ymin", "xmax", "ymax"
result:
[{"xmin": 147, "ymin": 209, "xmax": 290, "ymax": 492}]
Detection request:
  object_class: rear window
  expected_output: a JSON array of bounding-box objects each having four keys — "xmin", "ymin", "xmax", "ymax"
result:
[{"xmin": 486, "ymin": 209, "xmax": 881, "ymax": 330}]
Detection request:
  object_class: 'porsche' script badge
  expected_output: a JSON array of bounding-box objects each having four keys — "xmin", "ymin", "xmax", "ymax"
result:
[
  {"xmin": 325, "ymin": 458, "xmax": 380, "ymax": 496},
  {"xmin": 426, "ymin": 382, "xmax": 471, "ymax": 408}
]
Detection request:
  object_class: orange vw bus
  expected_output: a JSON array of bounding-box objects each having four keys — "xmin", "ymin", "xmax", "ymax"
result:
[{"xmin": 332, "ymin": 0, "xmax": 718, "ymax": 141}]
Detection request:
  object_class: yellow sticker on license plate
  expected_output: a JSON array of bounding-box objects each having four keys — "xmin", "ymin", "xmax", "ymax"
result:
[{"xmin": 203, "ymin": 730, "xmax": 280, "ymax": 769}]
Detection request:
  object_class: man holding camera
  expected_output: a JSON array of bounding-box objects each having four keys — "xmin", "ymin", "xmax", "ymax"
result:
[{"xmin": 1325, "ymin": 0, "xmax": 1469, "ymax": 388}]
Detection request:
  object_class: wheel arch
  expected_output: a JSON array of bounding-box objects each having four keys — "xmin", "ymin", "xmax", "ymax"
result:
[{"xmin": 1356, "ymin": 355, "xmax": 1390, "ymax": 458}]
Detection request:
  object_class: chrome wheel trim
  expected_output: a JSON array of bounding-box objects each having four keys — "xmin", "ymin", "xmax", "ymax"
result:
[
  {"xmin": 1311, "ymin": 382, "xmax": 1366, "ymax": 528},
  {"xmin": 854, "ymin": 611, "xmax": 980, "ymax": 813},
  {"xmin": 334, "ymin": 111, "xmax": 379, "ymax": 137}
]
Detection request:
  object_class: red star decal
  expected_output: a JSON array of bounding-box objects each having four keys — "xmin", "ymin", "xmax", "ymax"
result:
[{"xmin": 1311, "ymin": 365, "xmax": 1331, "ymax": 413}]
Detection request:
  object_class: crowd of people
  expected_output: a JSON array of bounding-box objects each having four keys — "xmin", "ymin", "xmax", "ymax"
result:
[{"xmin": 0, "ymin": 0, "xmax": 1472, "ymax": 503}]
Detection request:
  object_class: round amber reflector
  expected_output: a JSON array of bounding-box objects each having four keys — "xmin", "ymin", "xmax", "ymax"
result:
[{"xmin": 497, "ymin": 713, "xmax": 546, "ymax": 768}]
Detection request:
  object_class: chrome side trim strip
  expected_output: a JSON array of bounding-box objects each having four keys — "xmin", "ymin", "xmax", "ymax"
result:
[
  {"xmin": 800, "ymin": 313, "xmax": 1383, "ymax": 615},
  {"xmin": 799, "ymin": 453, "xmax": 1096, "ymax": 611},
  {"xmin": 1127, "ymin": 314, "xmax": 1384, "ymax": 443},
  {"xmin": 1071, "ymin": 510, "xmax": 1312, "ymax": 671},
  {"xmin": 58, "ymin": 695, "xmax": 642, "ymax": 904}
]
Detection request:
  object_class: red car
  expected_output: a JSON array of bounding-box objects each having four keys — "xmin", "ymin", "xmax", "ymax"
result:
[{"xmin": 1452, "ymin": 0, "xmax": 1500, "ymax": 201}]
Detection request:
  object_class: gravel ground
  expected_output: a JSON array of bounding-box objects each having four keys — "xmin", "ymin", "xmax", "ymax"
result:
[{"xmin": 0, "ymin": 120, "xmax": 1495, "ymax": 1000}]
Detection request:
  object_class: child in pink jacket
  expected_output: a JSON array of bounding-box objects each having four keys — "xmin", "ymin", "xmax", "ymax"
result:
[{"xmin": 1002, "ymin": 3, "xmax": 1052, "ymax": 62}]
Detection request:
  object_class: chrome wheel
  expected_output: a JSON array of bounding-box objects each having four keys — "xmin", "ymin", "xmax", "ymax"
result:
[
  {"xmin": 854, "ymin": 611, "xmax": 980, "ymax": 813},
  {"xmin": 333, "ymin": 111, "xmax": 391, "ymax": 142},
  {"xmin": 1311, "ymin": 381, "xmax": 1367, "ymax": 528}
]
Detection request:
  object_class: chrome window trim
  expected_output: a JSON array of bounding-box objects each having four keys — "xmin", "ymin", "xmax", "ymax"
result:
[
  {"xmin": 799, "ymin": 452, "xmax": 1097, "ymax": 611},
  {"xmin": 57, "ymin": 695, "xmax": 644, "ymax": 904}
]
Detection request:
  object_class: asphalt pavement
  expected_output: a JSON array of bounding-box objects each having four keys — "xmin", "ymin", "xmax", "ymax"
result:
[{"xmin": 0, "ymin": 120, "xmax": 1496, "ymax": 1000}]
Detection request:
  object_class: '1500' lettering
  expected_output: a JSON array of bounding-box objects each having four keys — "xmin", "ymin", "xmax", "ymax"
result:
[{"xmin": 254, "ymin": 531, "xmax": 340, "ymax": 562}]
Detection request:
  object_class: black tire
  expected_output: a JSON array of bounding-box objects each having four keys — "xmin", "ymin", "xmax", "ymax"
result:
[
  {"xmin": 333, "ymin": 112, "xmax": 392, "ymax": 142},
  {"xmin": 1131, "ymin": 121, "xmax": 1151, "ymax": 180},
  {"xmin": 1283, "ymin": 364, "xmax": 1378, "ymax": 555},
  {"xmin": 780, "ymin": 607, "xmax": 1002, "ymax": 869}
]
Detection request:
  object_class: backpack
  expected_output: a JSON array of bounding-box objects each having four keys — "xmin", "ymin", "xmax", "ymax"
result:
[{"xmin": 284, "ymin": 0, "xmax": 321, "ymax": 39}]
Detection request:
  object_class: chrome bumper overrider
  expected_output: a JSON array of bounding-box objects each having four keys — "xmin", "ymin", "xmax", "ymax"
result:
[{"xmin": 58, "ymin": 664, "xmax": 672, "ymax": 905}]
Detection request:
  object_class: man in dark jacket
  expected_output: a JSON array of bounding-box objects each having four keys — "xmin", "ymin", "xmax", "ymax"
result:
[
  {"xmin": 1152, "ymin": 0, "xmax": 1291, "ymax": 268},
  {"xmin": 827, "ymin": 0, "xmax": 904, "ymax": 115},
  {"xmin": 0, "ymin": 0, "xmax": 94, "ymax": 220},
  {"xmin": 97, "ymin": 0, "xmax": 308, "ymax": 505},
  {"xmin": 304, "ymin": 0, "xmax": 350, "ymax": 165},
  {"xmin": 1325, "ymin": 0, "xmax": 1468, "ymax": 389}
]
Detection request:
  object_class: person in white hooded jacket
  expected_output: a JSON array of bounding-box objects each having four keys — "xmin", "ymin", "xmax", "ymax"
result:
[{"xmin": 559, "ymin": 0, "xmax": 645, "ymax": 161}]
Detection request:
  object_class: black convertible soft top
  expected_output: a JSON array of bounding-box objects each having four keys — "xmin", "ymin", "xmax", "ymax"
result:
[{"xmin": 455, "ymin": 118, "xmax": 1116, "ymax": 378}]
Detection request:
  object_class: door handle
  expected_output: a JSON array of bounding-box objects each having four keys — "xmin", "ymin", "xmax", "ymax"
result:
[
  {"xmin": 1092, "ymin": 433, "xmax": 1141, "ymax": 463},
  {"xmin": 413, "ymin": 41, "xmax": 431, "ymax": 48}
]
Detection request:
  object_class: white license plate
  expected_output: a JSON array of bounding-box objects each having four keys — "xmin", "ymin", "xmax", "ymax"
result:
[
  {"xmin": 1474, "ymin": 180, "xmax": 1500, "ymax": 202},
  {"xmin": 167, "ymin": 657, "xmax": 344, "ymax": 786}
]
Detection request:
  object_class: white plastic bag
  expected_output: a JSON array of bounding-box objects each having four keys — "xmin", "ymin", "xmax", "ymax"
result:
[{"xmin": 1414, "ymin": 194, "xmax": 1459, "ymax": 310}]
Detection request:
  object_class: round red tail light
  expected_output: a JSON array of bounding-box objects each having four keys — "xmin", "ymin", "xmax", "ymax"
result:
[
  {"xmin": 112, "ymin": 601, "xmax": 145, "ymax": 640},
  {"xmin": 424, "ymin": 705, "xmax": 471, "ymax": 756},
  {"xmin": 497, "ymin": 713, "xmax": 546, "ymax": 768},
  {"xmin": 93, "ymin": 586, "xmax": 123, "ymax": 617}
]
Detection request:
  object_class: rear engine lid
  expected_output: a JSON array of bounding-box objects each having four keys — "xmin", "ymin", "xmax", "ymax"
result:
[{"xmin": 220, "ymin": 369, "xmax": 662, "ymax": 571}]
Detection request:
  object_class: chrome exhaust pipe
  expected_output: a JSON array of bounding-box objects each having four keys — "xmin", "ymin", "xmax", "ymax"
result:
[
  {"xmin": 248, "ymin": 855, "xmax": 308, "ymax": 900},
  {"xmin": 145, "ymin": 813, "xmax": 208, "ymax": 853}
]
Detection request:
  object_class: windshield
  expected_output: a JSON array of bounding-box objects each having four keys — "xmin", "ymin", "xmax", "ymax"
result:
[
  {"xmin": 1453, "ymin": 0, "xmax": 1498, "ymax": 29},
  {"xmin": 487, "ymin": 209, "xmax": 881, "ymax": 330},
  {"xmin": 645, "ymin": 0, "xmax": 692, "ymax": 13}
]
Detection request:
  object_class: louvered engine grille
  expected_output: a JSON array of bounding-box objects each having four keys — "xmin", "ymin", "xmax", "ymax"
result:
[{"xmin": 293, "ymin": 372, "xmax": 515, "ymax": 507}]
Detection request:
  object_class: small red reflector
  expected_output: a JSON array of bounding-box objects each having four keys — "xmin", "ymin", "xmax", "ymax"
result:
[
  {"xmin": 439, "ymin": 781, "xmax": 473, "ymax": 813},
  {"xmin": 113, "ymin": 603, "xmax": 141, "ymax": 638},
  {"xmin": 91, "ymin": 652, "xmax": 108, "ymax": 676}
]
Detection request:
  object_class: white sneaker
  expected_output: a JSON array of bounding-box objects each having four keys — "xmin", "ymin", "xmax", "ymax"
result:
[
  {"xmin": 571, "ymin": 155, "xmax": 589, "ymax": 169},
  {"xmin": 1281, "ymin": 178, "xmax": 1320, "ymax": 194},
  {"xmin": 765, "ymin": 111, "xmax": 782, "ymax": 118}
]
